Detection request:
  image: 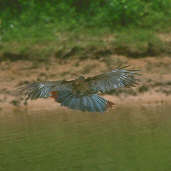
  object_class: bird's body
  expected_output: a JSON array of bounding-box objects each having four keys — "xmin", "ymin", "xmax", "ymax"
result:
[{"xmin": 18, "ymin": 66, "xmax": 140, "ymax": 112}]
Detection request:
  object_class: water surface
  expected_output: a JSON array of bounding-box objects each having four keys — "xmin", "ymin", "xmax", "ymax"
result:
[{"xmin": 0, "ymin": 105, "xmax": 171, "ymax": 171}]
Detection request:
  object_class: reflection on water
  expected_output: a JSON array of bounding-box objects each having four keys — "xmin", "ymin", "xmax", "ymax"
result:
[{"xmin": 0, "ymin": 105, "xmax": 171, "ymax": 171}]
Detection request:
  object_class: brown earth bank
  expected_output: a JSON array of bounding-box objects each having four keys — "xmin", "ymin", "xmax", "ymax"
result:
[{"xmin": 0, "ymin": 55, "xmax": 170, "ymax": 114}]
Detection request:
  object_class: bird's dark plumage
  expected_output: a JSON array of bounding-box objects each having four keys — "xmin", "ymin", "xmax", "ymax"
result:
[{"xmin": 18, "ymin": 66, "xmax": 140, "ymax": 112}]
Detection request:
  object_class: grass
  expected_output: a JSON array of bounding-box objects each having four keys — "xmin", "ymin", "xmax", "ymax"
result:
[
  {"xmin": 0, "ymin": 0, "xmax": 171, "ymax": 62},
  {"xmin": 0, "ymin": 25, "xmax": 171, "ymax": 63},
  {"xmin": 0, "ymin": 105, "xmax": 171, "ymax": 171},
  {"xmin": 113, "ymin": 29, "xmax": 166, "ymax": 57}
]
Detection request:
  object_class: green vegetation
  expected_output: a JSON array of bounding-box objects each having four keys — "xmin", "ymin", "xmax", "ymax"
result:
[
  {"xmin": 0, "ymin": 0, "xmax": 171, "ymax": 61},
  {"xmin": 0, "ymin": 105, "xmax": 171, "ymax": 171},
  {"xmin": 1, "ymin": 0, "xmax": 171, "ymax": 29}
]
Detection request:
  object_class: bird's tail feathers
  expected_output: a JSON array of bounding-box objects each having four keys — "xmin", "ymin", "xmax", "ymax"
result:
[{"xmin": 54, "ymin": 91, "xmax": 111, "ymax": 112}]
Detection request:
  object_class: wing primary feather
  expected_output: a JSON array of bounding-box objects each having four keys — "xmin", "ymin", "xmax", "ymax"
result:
[
  {"xmin": 39, "ymin": 89, "xmax": 44, "ymax": 98},
  {"xmin": 118, "ymin": 65, "xmax": 130, "ymax": 69},
  {"xmin": 32, "ymin": 90, "xmax": 41, "ymax": 99},
  {"xmin": 31, "ymin": 90, "xmax": 40, "ymax": 99}
]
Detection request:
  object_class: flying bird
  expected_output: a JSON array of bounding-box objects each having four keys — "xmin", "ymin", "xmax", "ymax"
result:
[{"xmin": 18, "ymin": 66, "xmax": 140, "ymax": 112}]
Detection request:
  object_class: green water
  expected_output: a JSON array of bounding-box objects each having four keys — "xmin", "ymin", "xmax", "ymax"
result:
[{"xmin": 0, "ymin": 105, "xmax": 171, "ymax": 171}]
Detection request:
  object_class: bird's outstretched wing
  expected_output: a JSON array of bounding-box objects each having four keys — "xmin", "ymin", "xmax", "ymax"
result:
[
  {"xmin": 17, "ymin": 66, "xmax": 140, "ymax": 112},
  {"xmin": 17, "ymin": 80, "xmax": 72, "ymax": 103},
  {"xmin": 85, "ymin": 66, "xmax": 140, "ymax": 93},
  {"xmin": 17, "ymin": 80, "xmax": 114, "ymax": 112}
]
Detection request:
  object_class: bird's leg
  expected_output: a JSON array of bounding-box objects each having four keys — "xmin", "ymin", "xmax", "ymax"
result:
[{"xmin": 50, "ymin": 91, "xmax": 58, "ymax": 100}]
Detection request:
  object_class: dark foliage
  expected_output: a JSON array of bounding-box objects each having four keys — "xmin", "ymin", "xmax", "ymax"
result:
[{"xmin": 0, "ymin": 0, "xmax": 171, "ymax": 28}]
